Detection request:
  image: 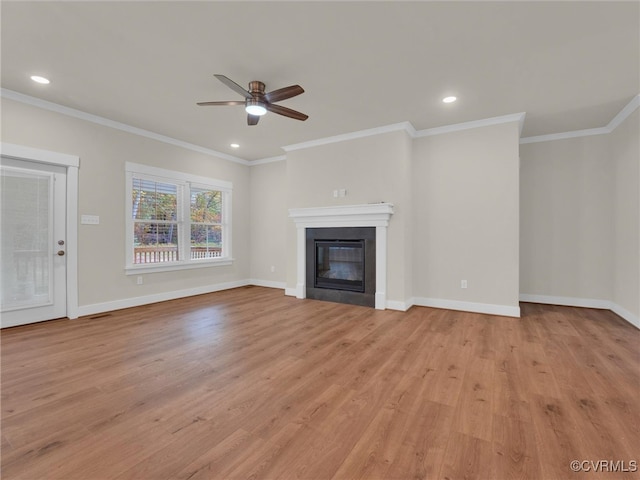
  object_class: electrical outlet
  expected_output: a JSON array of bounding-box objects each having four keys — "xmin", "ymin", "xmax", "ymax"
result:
[
  {"xmin": 461, "ymin": 280, "xmax": 467, "ymax": 289},
  {"xmin": 333, "ymin": 190, "xmax": 338, "ymax": 198},
  {"xmin": 137, "ymin": 276, "xmax": 143, "ymax": 285},
  {"xmin": 270, "ymin": 265, "xmax": 275, "ymax": 273},
  {"xmin": 339, "ymin": 189, "xmax": 346, "ymax": 197}
]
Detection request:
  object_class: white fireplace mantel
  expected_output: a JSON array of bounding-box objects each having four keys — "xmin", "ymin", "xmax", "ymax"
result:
[{"xmin": 288, "ymin": 203, "xmax": 394, "ymax": 309}]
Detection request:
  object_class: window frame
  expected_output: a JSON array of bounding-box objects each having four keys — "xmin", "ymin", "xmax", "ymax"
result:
[{"xmin": 125, "ymin": 162, "xmax": 232, "ymax": 274}]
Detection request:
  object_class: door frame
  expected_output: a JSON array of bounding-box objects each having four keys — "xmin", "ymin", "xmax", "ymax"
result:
[{"xmin": 1, "ymin": 143, "xmax": 80, "ymax": 319}]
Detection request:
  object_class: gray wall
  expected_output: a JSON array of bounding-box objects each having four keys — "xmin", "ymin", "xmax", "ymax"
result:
[
  {"xmin": 520, "ymin": 108, "xmax": 639, "ymax": 323},
  {"xmin": 2, "ymin": 98, "xmax": 251, "ymax": 310},
  {"xmin": 412, "ymin": 122, "xmax": 521, "ymax": 310}
]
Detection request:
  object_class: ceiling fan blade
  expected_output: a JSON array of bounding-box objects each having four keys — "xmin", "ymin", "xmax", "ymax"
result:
[
  {"xmin": 197, "ymin": 101, "xmax": 245, "ymax": 106},
  {"xmin": 247, "ymin": 114, "xmax": 260, "ymax": 126},
  {"xmin": 265, "ymin": 85, "xmax": 304, "ymax": 103},
  {"xmin": 214, "ymin": 74, "xmax": 252, "ymax": 99},
  {"xmin": 266, "ymin": 103, "xmax": 309, "ymax": 121}
]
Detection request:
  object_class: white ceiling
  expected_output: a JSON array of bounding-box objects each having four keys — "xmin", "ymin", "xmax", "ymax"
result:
[{"xmin": 2, "ymin": 1, "xmax": 638, "ymax": 161}]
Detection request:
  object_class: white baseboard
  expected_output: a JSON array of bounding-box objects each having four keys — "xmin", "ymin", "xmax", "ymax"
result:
[
  {"xmin": 610, "ymin": 303, "xmax": 640, "ymax": 330},
  {"xmin": 248, "ymin": 279, "xmax": 286, "ymax": 290},
  {"xmin": 519, "ymin": 293, "xmax": 639, "ymax": 330},
  {"xmin": 76, "ymin": 283, "xmax": 636, "ymax": 329},
  {"xmin": 412, "ymin": 297, "xmax": 521, "ymax": 318},
  {"xmin": 77, "ymin": 279, "xmax": 250, "ymax": 317},
  {"xmin": 386, "ymin": 299, "xmax": 414, "ymax": 312},
  {"xmin": 519, "ymin": 294, "xmax": 611, "ymax": 309}
]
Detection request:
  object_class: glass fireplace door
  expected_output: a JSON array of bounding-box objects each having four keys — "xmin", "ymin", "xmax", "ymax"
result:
[{"xmin": 314, "ymin": 240, "xmax": 364, "ymax": 292}]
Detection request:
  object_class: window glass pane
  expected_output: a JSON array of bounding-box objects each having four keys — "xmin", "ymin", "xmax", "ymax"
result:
[
  {"xmin": 190, "ymin": 188, "xmax": 221, "ymax": 223},
  {"xmin": 191, "ymin": 225, "xmax": 222, "ymax": 259},
  {"xmin": 1, "ymin": 169, "xmax": 52, "ymax": 309},
  {"xmin": 133, "ymin": 222, "xmax": 178, "ymax": 263},
  {"xmin": 132, "ymin": 178, "xmax": 178, "ymax": 221}
]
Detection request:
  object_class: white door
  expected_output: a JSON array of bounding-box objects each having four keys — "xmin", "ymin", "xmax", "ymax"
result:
[{"xmin": 1, "ymin": 157, "xmax": 67, "ymax": 327}]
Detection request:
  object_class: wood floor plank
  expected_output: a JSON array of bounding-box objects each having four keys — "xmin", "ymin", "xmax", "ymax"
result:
[{"xmin": 1, "ymin": 290, "xmax": 638, "ymax": 479}]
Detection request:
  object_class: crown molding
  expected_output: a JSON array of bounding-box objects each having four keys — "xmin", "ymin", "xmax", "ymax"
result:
[
  {"xmin": 1, "ymin": 88, "xmax": 250, "ymax": 166},
  {"xmin": 519, "ymin": 127, "xmax": 610, "ymax": 144},
  {"xmin": 6, "ymin": 87, "xmax": 637, "ymax": 164},
  {"xmin": 250, "ymin": 155, "xmax": 287, "ymax": 166},
  {"xmin": 413, "ymin": 112, "xmax": 526, "ymax": 138},
  {"xmin": 520, "ymin": 94, "xmax": 639, "ymax": 144},
  {"xmin": 607, "ymin": 94, "xmax": 640, "ymax": 131},
  {"xmin": 280, "ymin": 113, "xmax": 525, "ymax": 156},
  {"xmin": 282, "ymin": 122, "xmax": 415, "ymax": 153}
]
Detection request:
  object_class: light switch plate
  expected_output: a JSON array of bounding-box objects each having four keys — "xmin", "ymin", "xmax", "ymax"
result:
[{"xmin": 81, "ymin": 214, "xmax": 100, "ymax": 225}]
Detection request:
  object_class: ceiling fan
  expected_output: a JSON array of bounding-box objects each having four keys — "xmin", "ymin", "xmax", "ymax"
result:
[{"xmin": 197, "ymin": 74, "xmax": 308, "ymax": 126}]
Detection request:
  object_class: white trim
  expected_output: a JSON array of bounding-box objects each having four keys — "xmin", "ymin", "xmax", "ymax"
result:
[
  {"xmin": 6, "ymin": 86, "xmax": 638, "ymax": 161},
  {"xmin": 1, "ymin": 88, "xmax": 249, "ymax": 166},
  {"xmin": 520, "ymin": 94, "xmax": 639, "ymax": 144},
  {"xmin": 125, "ymin": 162, "xmax": 233, "ymax": 272},
  {"xmin": 610, "ymin": 303, "xmax": 640, "ymax": 330},
  {"xmin": 1, "ymin": 143, "xmax": 80, "ymax": 319},
  {"xmin": 285, "ymin": 287, "xmax": 298, "ymax": 297},
  {"xmin": 289, "ymin": 203, "xmax": 394, "ymax": 310},
  {"xmin": 1, "ymin": 142, "xmax": 80, "ymax": 167},
  {"xmin": 125, "ymin": 161, "xmax": 233, "ymax": 190},
  {"xmin": 76, "ymin": 279, "xmax": 249, "ymax": 318},
  {"xmin": 248, "ymin": 279, "xmax": 286, "ymax": 290},
  {"xmin": 412, "ymin": 296, "xmax": 521, "ymax": 318},
  {"xmin": 519, "ymin": 294, "xmax": 639, "ymax": 330},
  {"xmin": 414, "ymin": 112, "xmax": 526, "ymax": 138},
  {"xmin": 607, "ymin": 94, "xmax": 640, "ymax": 131},
  {"xmin": 289, "ymin": 203, "xmax": 395, "ymax": 228},
  {"xmin": 281, "ymin": 114, "xmax": 527, "ymax": 154},
  {"xmin": 250, "ymin": 155, "xmax": 286, "ymax": 166},
  {"xmin": 283, "ymin": 122, "xmax": 414, "ymax": 152},
  {"xmin": 386, "ymin": 299, "xmax": 414, "ymax": 312},
  {"xmin": 518, "ymin": 293, "xmax": 611, "ymax": 309},
  {"xmin": 125, "ymin": 259, "xmax": 234, "ymax": 275},
  {"xmin": 519, "ymin": 127, "xmax": 610, "ymax": 145}
]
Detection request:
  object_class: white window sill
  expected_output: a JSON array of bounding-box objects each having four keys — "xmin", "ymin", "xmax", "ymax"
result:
[{"xmin": 125, "ymin": 258, "xmax": 234, "ymax": 275}]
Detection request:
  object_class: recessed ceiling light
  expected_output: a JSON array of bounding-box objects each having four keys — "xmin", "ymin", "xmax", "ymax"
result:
[
  {"xmin": 442, "ymin": 96, "xmax": 457, "ymax": 103},
  {"xmin": 30, "ymin": 75, "xmax": 50, "ymax": 85},
  {"xmin": 230, "ymin": 143, "xmax": 240, "ymax": 148}
]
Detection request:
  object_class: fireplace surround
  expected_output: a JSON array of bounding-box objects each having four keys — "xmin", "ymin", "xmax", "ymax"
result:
[
  {"xmin": 289, "ymin": 203, "xmax": 394, "ymax": 310},
  {"xmin": 306, "ymin": 227, "xmax": 376, "ymax": 307}
]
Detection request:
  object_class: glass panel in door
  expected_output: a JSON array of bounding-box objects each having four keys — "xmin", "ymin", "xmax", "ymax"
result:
[
  {"xmin": 1, "ymin": 156, "xmax": 67, "ymax": 328},
  {"xmin": 1, "ymin": 167, "xmax": 53, "ymax": 311}
]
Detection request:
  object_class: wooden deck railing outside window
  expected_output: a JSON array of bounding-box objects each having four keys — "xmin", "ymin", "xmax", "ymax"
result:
[{"xmin": 134, "ymin": 246, "xmax": 222, "ymax": 264}]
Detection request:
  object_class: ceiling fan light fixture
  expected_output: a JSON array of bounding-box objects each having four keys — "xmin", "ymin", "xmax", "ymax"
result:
[{"xmin": 245, "ymin": 99, "xmax": 267, "ymax": 116}]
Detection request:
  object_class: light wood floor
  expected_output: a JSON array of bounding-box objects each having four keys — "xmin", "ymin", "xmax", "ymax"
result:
[{"xmin": 1, "ymin": 286, "xmax": 639, "ymax": 480}]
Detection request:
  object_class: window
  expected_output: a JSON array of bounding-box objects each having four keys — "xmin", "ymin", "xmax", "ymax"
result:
[{"xmin": 125, "ymin": 162, "xmax": 232, "ymax": 273}]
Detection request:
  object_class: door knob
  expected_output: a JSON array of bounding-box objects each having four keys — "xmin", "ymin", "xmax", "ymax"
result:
[{"xmin": 57, "ymin": 250, "xmax": 65, "ymax": 256}]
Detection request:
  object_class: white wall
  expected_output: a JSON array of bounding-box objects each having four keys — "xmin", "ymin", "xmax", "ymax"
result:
[
  {"xmin": 285, "ymin": 130, "xmax": 413, "ymax": 305},
  {"xmin": 412, "ymin": 122, "xmax": 521, "ymax": 315},
  {"xmin": 1, "ymin": 98, "xmax": 251, "ymax": 313},
  {"xmin": 7, "ymin": 93, "xmax": 634, "ymax": 324},
  {"xmin": 519, "ymin": 107, "xmax": 639, "ymax": 327},
  {"xmin": 519, "ymin": 135, "xmax": 614, "ymax": 300},
  {"xmin": 249, "ymin": 161, "xmax": 287, "ymax": 286},
  {"xmin": 612, "ymin": 109, "xmax": 639, "ymax": 322}
]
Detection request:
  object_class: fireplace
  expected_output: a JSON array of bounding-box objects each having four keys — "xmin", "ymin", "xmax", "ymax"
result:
[
  {"xmin": 315, "ymin": 240, "xmax": 364, "ymax": 292},
  {"xmin": 289, "ymin": 203, "xmax": 394, "ymax": 310},
  {"xmin": 306, "ymin": 227, "xmax": 375, "ymax": 307}
]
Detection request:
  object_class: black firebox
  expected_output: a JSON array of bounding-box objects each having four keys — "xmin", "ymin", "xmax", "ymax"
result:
[{"xmin": 306, "ymin": 227, "xmax": 375, "ymax": 307}]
